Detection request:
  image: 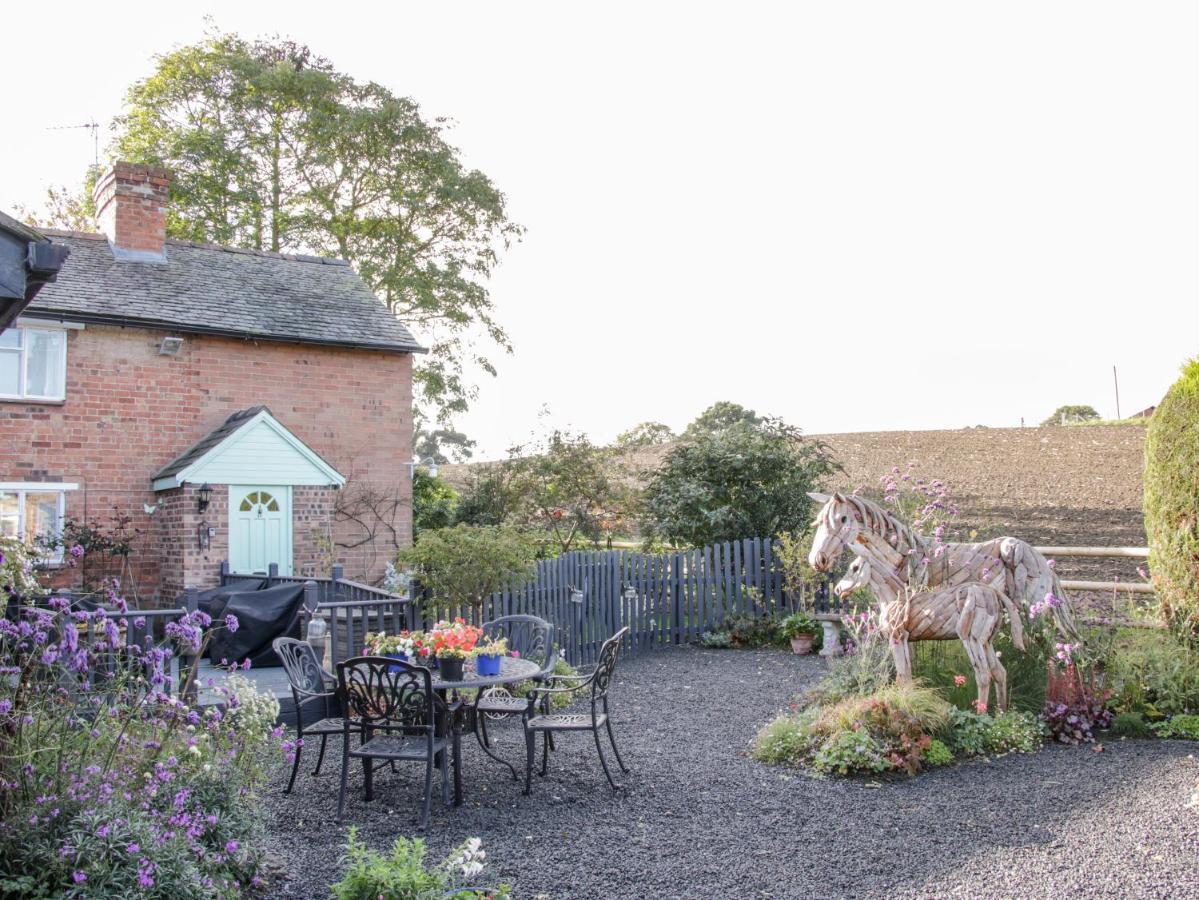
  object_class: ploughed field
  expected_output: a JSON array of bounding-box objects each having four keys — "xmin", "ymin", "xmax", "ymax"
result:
[{"xmin": 262, "ymin": 644, "xmax": 1197, "ymax": 899}]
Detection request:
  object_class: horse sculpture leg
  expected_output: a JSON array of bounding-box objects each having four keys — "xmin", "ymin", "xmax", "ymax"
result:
[
  {"xmin": 956, "ymin": 588, "xmax": 995, "ymax": 711},
  {"xmin": 891, "ymin": 635, "xmax": 913, "ymax": 684},
  {"xmin": 984, "ymin": 642, "xmax": 1008, "ymax": 712}
]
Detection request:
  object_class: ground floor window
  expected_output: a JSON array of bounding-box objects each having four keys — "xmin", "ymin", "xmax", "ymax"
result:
[{"xmin": 0, "ymin": 482, "xmax": 76, "ymax": 563}]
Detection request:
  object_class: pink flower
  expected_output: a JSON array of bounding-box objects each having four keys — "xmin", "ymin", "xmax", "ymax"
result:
[
  {"xmin": 954, "ymin": 675, "xmax": 967, "ymax": 687},
  {"xmin": 973, "ymin": 700, "xmax": 988, "ymax": 714}
]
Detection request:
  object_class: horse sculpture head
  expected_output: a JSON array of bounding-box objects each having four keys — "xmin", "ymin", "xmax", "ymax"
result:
[
  {"xmin": 807, "ymin": 491, "xmax": 859, "ymax": 572},
  {"xmin": 834, "ymin": 556, "xmax": 872, "ymax": 599}
]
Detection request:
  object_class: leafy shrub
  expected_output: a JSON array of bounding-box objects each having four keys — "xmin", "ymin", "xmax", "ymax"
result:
[
  {"xmin": 811, "ymin": 729, "xmax": 890, "ymax": 776},
  {"xmin": 752, "ymin": 710, "xmax": 821, "ymax": 765},
  {"xmin": 942, "ymin": 707, "xmax": 994, "ymax": 756},
  {"xmin": 1106, "ymin": 632, "xmax": 1199, "ymax": 718},
  {"xmin": 924, "ymin": 739, "xmax": 953, "ymax": 766},
  {"xmin": 0, "ymin": 592, "xmax": 276, "ymax": 897},
  {"xmin": 723, "ymin": 613, "xmax": 782, "ymax": 648},
  {"xmin": 1145, "ymin": 359, "xmax": 1199, "ymax": 644},
  {"xmin": 984, "ymin": 711, "xmax": 1046, "ymax": 754},
  {"xmin": 1154, "ymin": 714, "xmax": 1199, "ymax": 740},
  {"xmin": 1112, "ymin": 711, "xmax": 1154, "ymax": 738},
  {"xmin": 330, "ymin": 828, "xmax": 507, "ymax": 899},
  {"xmin": 701, "ymin": 630, "xmax": 734, "ymax": 649},
  {"xmin": 510, "ymin": 657, "xmax": 578, "ymax": 710},
  {"xmin": 400, "ymin": 525, "xmax": 537, "ymax": 609}
]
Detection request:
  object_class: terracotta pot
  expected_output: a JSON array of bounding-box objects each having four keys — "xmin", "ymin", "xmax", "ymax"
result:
[{"xmin": 790, "ymin": 633, "xmax": 816, "ymax": 655}]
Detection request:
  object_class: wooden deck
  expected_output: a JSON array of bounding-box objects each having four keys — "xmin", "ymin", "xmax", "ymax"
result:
[{"xmin": 196, "ymin": 660, "xmax": 299, "ymax": 724}]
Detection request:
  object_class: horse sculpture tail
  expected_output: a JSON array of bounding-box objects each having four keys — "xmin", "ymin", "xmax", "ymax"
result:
[
  {"xmin": 1000, "ymin": 537, "xmax": 1080, "ymax": 643},
  {"xmin": 1047, "ymin": 570, "xmax": 1080, "ymax": 643}
]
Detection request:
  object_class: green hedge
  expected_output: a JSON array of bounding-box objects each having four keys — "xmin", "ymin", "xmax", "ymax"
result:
[{"xmin": 1144, "ymin": 359, "xmax": 1199, "ymax": 644}]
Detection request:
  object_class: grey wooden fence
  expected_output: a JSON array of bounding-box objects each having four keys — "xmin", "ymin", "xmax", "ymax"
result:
[{"xmin": 409, "ymin": 537, "xmax": 840, "ymax": 667}]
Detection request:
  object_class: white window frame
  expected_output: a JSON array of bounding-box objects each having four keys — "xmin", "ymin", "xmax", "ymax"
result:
[
  {"xmin": 0, "ymin": 482, "xmax": 78, "ymax": 565},
  {"xmin": 0, "ymin": 324, "xmax": 69, "ymax": 402}
]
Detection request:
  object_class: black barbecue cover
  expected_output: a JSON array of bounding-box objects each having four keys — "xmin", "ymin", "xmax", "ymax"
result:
[{"xmin": 207, "ymin": 582, "xmax": 306, "ymax": 668}]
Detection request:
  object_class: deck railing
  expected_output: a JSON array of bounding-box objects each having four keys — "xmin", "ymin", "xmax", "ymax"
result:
[{"xmin": 216, "ymin": 562, "xmax": 410, "ymax": 669}]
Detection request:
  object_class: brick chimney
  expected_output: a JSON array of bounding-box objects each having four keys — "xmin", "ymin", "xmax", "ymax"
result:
[{"xmin": 93, "ymin": 162, "xmax": 172, "ymax": 261}]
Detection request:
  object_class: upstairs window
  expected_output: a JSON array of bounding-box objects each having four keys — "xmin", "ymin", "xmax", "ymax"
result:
[{"xmin": 0, "ymin": 326, "xmax": 67, "ymax": 401}]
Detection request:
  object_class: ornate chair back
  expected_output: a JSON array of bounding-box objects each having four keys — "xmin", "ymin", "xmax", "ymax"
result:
[
  {"xmin": 273, "ymin": 637, "xmax": 337, "ymax": 724},
  {"xmin": 482, "ymin": 615, "xmax": 555, "ymax": 677},
  {"xmin": 336, "ymin": 656, "xmax": 441, "ymax": 738},
  {"xmin": 591, "ymin": 627, "xmax": 630, "ymax": 701}
]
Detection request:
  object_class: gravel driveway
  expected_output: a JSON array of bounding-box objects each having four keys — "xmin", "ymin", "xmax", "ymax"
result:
[{"xmin": 262, "ymin": 646, "xmax": 1199, "ymax": 899}]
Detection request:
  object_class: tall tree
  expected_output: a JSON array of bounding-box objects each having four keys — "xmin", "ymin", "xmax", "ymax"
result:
[
  {"xmin": 641, "ymin": 419, "xmax": 840, "ymax": 548},
  {"xmin": 682, "ymin": 401, "xmax": 765, "ymax": 439},
  {"xmin": 615, "ymin": 421, "xmax": 675, "ymax": 448},
  {"xmin": 108, "ymin": 30, "xmax": 521, "ymax": 426}
]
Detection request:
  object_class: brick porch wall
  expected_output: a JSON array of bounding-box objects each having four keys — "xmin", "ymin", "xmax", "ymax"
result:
[{"xmin": 1, "ymin": 324, "xmax": 413, "ymax": 603}]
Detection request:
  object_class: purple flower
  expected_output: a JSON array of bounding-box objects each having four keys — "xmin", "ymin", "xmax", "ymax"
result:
[
  {"xmin": 224, "ymin": 614, "xmax": 239, "ymax": 633},
  {"xmin": 69, "ymin": 544, "xmax": 85, "ymax": 560},
  {"xmin": 73, "ymin": 871, "xmax": 87, "ymax": 883},
  {"xmin": 225, "ymin": 840, "xmax": 240, "ymax": 853}
]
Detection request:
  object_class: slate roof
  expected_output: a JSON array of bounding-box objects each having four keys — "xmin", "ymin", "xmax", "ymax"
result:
[
  {"xmin": 152, "ymin": 406, "xmax": 269, "ymax": 482},
  {"xmin": 24, "ymin": 231, "xmax": 423, "ymax": 353}
]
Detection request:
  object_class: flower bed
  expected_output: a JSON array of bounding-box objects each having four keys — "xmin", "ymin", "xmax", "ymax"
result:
[{"xmin": 0, "ymin": 539, "xmax": 279, "ymax": 896}]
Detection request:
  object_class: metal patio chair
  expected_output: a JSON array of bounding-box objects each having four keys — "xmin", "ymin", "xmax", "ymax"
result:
[
  {"xmin": 471, "ymin": 615, "xmax": 557, "ymax": 778},
  {"xmin": 522, "ymin": 626, "xmax": 631, "ymax": 794},
  {"xmin": 335, "ymin": 655, "xmax": 460, "ymax": 830},
  {"xmin": 273, "ymin": 637, "xmax": 362, "ymax": 794}
]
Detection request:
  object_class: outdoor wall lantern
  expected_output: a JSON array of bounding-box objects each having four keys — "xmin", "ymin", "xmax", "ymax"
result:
[
  {"xmin": 196, "ymin": 483, "xmax": 212, "ymax": 513},
  {"xmin": 405, "ymin": 458, "xmax": 439, "ymax": 478}
]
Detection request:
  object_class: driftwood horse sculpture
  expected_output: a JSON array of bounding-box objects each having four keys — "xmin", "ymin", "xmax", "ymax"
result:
[
  {"xmin": 835, "ymin": 556, "xmax": 1025, "ymax": 711},
  {"xmin": 806, "ymin": 491, "xmax": 1079, "ymax": 641}
]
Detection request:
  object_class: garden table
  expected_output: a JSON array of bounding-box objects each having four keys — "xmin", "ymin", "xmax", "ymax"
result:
[{"xmin": 426, "ymin": 656, "xmax": 543, "ymax": 804}]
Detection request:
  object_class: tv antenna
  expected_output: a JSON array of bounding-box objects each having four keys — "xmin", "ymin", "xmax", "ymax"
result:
[{"xmin": 46, "ymin": 119, "xmax": 100, "ymax": 172}]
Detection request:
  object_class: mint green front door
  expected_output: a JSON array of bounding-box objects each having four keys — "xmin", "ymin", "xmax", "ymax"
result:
[{"xmin": 228, "ymin": 486, "xmax": 292, "ymax": 575}]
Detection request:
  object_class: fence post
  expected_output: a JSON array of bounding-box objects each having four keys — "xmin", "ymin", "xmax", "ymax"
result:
[
  {"xmin": 181, "ymin": 587, "xmax": 200, "ymax": 705},
  {"xmin": 268, "ymin": 562, "xmax": 279, "ymax": 585},
  {"xmin": 219, "ymin": 560, "xmax": 230, "ymax": 585},
  {"xmin": 331, "ymin": 565, "xmax": 345, "ymax": 606},
  {"xmin": 671, "ymin": 553, "xmax": 682, "ymax": 645}
]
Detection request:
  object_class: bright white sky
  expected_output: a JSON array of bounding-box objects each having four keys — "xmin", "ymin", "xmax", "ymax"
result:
[{"xmin": 5, "ymin": 2, "xmax": 1197, "ymax": 458}]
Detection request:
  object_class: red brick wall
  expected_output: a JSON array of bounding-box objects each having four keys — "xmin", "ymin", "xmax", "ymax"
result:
[{"xmin": 1, "ymin": 324, "xmax": 413, "ymax": 603}]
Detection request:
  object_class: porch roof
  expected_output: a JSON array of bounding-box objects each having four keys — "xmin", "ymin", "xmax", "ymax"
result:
[{"xmin": 152, "ymin": 406, "xmax": 346, "ymax": 491}]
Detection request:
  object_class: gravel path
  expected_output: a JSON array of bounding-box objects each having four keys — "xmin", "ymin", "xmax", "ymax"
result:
[{"xmin": 262, "ymin": 646, "xmax": 1199, "ymax": 899}]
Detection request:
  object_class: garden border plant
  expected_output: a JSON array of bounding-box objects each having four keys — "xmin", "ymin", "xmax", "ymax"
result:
[{"xmin": 0, "ymin": 540, "xmax": 280, "ymax": 897}]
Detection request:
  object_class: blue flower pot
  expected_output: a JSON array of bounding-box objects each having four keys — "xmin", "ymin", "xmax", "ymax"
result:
[
  {"xmin": 475, "ymin": 653, "xmax": 502, "ymax": 677},
  {"xmin": 383, "ymin": 652, "xmax": 408, "ymax": 673}
]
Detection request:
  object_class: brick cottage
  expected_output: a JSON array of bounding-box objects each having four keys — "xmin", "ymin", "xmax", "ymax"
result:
[{"xmin": 0, "ymin": 162, "xmax": 423, "ymax": 603}]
